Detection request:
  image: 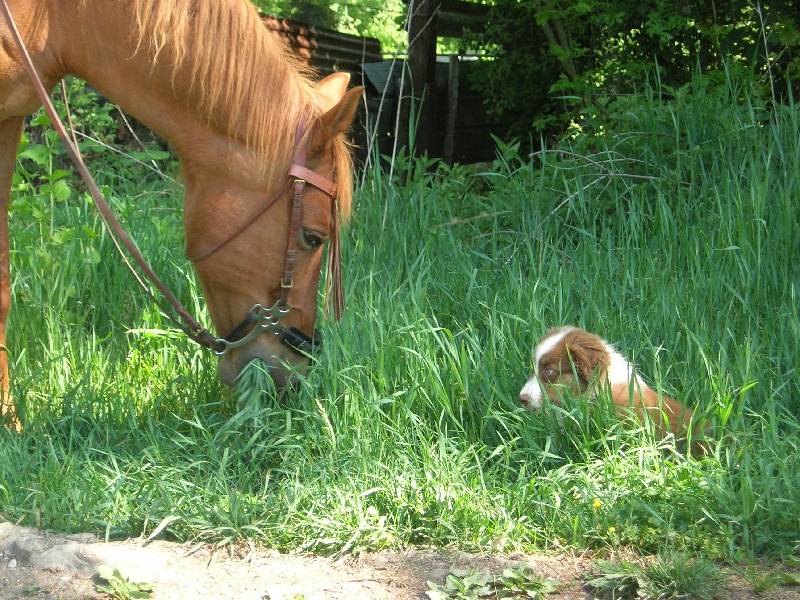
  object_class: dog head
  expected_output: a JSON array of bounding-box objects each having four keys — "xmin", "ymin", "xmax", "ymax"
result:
[{"xmin": 519, "ymin": 326, "xmax": 609, "ymax": 410}]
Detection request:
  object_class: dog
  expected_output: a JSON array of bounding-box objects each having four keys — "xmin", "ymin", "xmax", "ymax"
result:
[{"xmin": 519, "ymin": 326, "xmax": 705, "ymax": 452}]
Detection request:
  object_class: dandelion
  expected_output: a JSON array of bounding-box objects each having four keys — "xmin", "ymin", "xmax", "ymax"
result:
[{"xmin": 593, "ymin": 498, "xmax": 603, "ymax": 509}]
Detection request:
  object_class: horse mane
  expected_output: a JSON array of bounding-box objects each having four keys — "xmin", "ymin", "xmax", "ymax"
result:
[{"xmin": 126, "ymin": 0, "xmax": 353, "ymax": 218}]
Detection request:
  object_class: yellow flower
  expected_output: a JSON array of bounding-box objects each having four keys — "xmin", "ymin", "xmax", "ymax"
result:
[
  {"xmin": 593, "ymin": 499, "xmax": 603, "ymax": 509},
  {"xmin": 608, "ymin": 526, "xmax": 616, "ymax": 534}
]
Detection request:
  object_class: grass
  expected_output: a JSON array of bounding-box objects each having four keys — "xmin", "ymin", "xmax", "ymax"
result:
[
  {"xmin": 587, "ymin": 553, "xmax": 724, "ymax": 599},
  {"xmin": 1, "ymin": 72, "xmax": 799, "ymax": 578}
]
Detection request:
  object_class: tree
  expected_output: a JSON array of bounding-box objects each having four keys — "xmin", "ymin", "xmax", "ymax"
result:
[
  {"xmin": 251, "ymin": 0, "xmax": 406, "ymax": 50},
  {"xmin": 465, "ymin": 0, "xmax": 800, "ymax": 142}
]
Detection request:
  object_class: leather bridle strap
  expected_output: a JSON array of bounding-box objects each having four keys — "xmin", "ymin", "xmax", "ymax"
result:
[
  {"xmin": 279, "ymin": 178, "xmax": 304, "ymax": 307},
  {"xmin": 0, "ymin": 0, "xmax": 224, "ymax": 351},
  {"xmin": 188, "ymin": 122, "xmax": 338, "ymax": 266},
  {"xmin": 288, "ymin": 163, "xmax": 338, "ymax": 197},
  {"xmin": 276, "ymin": 124, "xmax": 339, "ymax": 308},
  {"xmin": 219, "ymin": 124, "xmax": 339, "ymax": 351},
  {"xmin": 187, "ymin": 177, "xmax": 293, "ymax": 263}
]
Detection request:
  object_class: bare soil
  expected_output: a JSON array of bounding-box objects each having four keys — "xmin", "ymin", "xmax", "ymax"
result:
[{"xmin": 1, "ymin": 522, "xmax": 799, "ymax": 600}]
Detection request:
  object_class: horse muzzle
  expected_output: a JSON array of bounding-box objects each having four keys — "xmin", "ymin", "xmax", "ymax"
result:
[{"xmin": 216, "ymin": 313, "xmax": 322, "ymax": 388}]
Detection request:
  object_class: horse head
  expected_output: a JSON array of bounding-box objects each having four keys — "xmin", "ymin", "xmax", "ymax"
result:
[
  {"xmin": 0, "ymin": 1, "xmax": 364, "ymax": 430},
  {"xmin": 184, "ymin": 74, "xmax": 362, "ymax": 388}
]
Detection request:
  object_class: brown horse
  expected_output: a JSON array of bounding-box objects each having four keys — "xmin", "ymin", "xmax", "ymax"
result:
[{"xmin": 0, "ymin": 0, "xmax": 363, "ymax": 429}]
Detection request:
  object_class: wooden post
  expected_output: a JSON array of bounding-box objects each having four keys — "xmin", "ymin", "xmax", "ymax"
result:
[
  {"xmin": 401, "ymin": 0, "xmax": 439, "ymax": 157},
  {"xmin": 443, "ymin": 55, "xmax": 460, "ymax": 165}
]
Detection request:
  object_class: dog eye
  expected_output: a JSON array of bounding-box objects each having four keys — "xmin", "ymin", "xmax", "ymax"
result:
[
  {"xmin": 300, "ymin": 229, "xmax": 326, "ymax": 250},
  {"xmin": 543, "ymin": 366, "xmax": 556, "ymax": 377}
]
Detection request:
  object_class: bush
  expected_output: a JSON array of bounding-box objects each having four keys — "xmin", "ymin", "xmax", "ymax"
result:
[{"xmin": 466, "ymin": 0, "xmax": 800, "ymax": 146}]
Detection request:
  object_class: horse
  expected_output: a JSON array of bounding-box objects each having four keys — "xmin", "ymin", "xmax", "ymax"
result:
[{"xmin": 0, "ymin": 0, "xmax": 363, "ymax": 430}]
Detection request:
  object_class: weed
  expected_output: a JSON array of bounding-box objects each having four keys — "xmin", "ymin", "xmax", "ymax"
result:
[
  {"xmin": 94, "ymin": 566, "xmax": 154, "ymax": 600},
  {"xmin": 586, "ymin": 553, "xmax": 723, "ymax": 600},
  {"xmin": 639, "ymin": 553, "xmax": 722, "ymax": 600},
  {"xmin": 732, "ymin": 558, "xmax": 800, "ymax": 594},
  {"xmin": 584, "ymin": 559, "xmax": 641, "ymax": 599},
  {"xmin": 426, "ymin": 566, "xmax": 556, "ymax": 599}
]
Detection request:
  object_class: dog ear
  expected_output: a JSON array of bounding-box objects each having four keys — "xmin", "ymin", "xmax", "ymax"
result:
[{"xmin": 567, "ymin": 333, "xmax": 607, "ymax": 383}]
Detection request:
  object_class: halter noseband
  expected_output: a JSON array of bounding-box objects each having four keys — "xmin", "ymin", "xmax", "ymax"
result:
[{"xmin": 189, "ymin": 120, "xmax": 339, "ymax": 358}]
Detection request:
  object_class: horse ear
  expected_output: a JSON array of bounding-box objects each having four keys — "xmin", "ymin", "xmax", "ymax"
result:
[
  {"xmin": 318, "ymin": 85, "xmax": 363, "ymax": 140},
  {"xmin": 316, "ymin": 73, "xmax": 352, "ymax": 106}
]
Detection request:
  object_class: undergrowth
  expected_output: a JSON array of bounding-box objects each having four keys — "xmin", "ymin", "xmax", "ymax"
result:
[{"xmin": 0, "ymin": 72, "xmax": 798, "ymax": 576}]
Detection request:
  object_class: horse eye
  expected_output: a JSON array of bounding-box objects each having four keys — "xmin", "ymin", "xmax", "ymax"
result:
[{"xmin": 301, "ymin": 229, "xmax": 325, "ymax": 250}]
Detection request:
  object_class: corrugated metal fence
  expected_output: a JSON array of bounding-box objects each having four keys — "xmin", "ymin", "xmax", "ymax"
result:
[
  {"xmin": 263, "ymin": 15, "xmax": 509, "ymax": 165},
  {"xmin": 262, "ymin": 16, "xmax": 381, "ymax": 75}
]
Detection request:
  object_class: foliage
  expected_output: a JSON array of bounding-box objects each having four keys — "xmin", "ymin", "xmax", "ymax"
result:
[
  {"xmin": 1, "ymin": 75, "xmax": 799, "ymax": 581},
  {"xmin": 426, "ymin": 566, "xmax": 557, "ymax": 599},
  {"xmin": 584, "ymin": 559, "xmax": 641, "ymax": 598},
  {"xmin": 462, "ymin": 1, "xmax": 564, "ymax": 135},
  {"xmin": 95, "ymin": 566, "xmax": 154, "ymax": 600},
  {"xmin": 586, "ymin": 554, "xmax": 723, "ymax": 600},
  {"xmin": 731, "ymin": 558, "xmax": 800, "ymax": 593},
  {"xmin": 250, "ymin": 0, "xmax": 406, "ymax": 50},
  {"xmin": 465, "ymin": 0, "xmax": 800, "ymax": 142}
]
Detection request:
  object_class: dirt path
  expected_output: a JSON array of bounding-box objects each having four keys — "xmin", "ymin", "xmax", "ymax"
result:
[{"xmin": 2, "ymin": 522, "xmax": 799, "ymax": 599}]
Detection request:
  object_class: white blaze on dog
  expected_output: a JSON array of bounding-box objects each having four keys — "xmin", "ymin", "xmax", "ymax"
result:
[
  {"xmin": 519, "ymin": 325, "xmax": 704, "ymax": 452},
  {"xmin": 534, "ymin": 326, "xmax": 575, "ymax": 370},
  {"xmin": 603, "ymin": 341, "xmax": 646, "ymax": 391},
  {"xmin": 520, "ymin": 325, "xmax": 575, "ymax": 410}
]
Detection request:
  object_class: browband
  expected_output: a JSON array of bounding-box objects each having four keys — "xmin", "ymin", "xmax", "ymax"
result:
[{"xmin": 288, "ymin": 163, "xmax": 338, "ymax": 198}]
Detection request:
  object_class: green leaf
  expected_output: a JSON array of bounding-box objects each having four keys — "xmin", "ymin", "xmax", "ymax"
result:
[
  {"xmin": 95, "ymin": 567, "xmax": 154, "ymax": 599},
  {"xmin": 779, "ymin": 571, "xmax": 800, "ymax": 586},
  {"xmin": 96, "ymin": 565, "xmax": 117, "ymax": 580},
  {"xmin": 426, "ymin": 582, "xmax": 453, "ymax": 600},
  {"xmin": 18, "ymin": 144, "xmax": 50, "ymax": 166},
  {"xmin": 461, "ymin": 570, "xmax": 493, "ymax": 589},
  {"xmin": 146, "ymin": 514, "xmax": 181, "ymax": 543},
  {"xmin": 49, "ymin": 179, "xmax": 71, "ymax": 201}
]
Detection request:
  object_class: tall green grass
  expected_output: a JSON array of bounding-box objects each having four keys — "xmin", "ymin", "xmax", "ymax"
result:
[{"xmin": 0, "ymin": 74, "xmax": 798, "ymax": 563}]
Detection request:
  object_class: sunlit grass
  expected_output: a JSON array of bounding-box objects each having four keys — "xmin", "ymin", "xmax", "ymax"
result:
[{"xmin": 0, "ymin": 73, "xmax": 798, "ymax": 571}]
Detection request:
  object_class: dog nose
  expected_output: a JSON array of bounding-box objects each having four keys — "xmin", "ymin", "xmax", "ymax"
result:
[{"xmin": 519, "ymin": 392, "xmax": 530, "ymax": 406}]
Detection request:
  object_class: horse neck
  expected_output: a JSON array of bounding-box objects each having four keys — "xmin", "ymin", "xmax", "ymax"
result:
[{"xmin": 51, "ymin": 0, "xmax": 309, "ymax": 185}]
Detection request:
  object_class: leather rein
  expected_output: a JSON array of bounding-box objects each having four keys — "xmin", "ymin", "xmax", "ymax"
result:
[{"xmin": 2, "ymin": 0, "xmax": 340, "ymax": 358}]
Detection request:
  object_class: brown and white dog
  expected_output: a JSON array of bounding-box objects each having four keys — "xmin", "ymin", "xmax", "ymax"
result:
[{"xmin": 519, "ymin": 326, "xmax": 703, "ymax": 450}]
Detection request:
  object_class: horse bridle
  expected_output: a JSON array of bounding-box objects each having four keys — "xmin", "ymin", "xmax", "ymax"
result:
[
  {"xmin": 1, "ymin": 1, "xmax": 341, "ymax": 360},
  {"xmin": 189, "ymin": 122, "xmax": 340, "ymax": 358}
]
